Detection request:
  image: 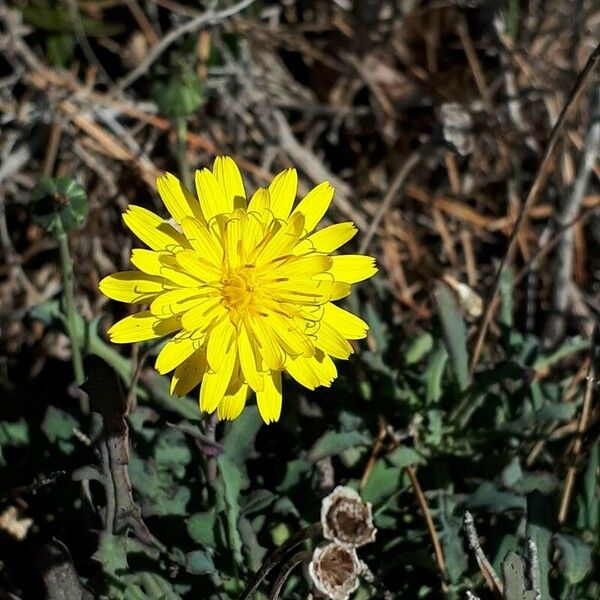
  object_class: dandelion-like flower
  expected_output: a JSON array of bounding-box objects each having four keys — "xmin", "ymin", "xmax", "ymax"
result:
[{"xmin": 99, "ymin": 157, "xmax": 376, "ymax": 423}]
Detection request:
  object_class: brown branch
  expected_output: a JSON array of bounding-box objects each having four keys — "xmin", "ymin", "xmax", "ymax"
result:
[
  {"xmin": 238, "ymin": 522, "xmax": 323, "ymax": 600},
  {"xmin": 35, "ymin": 539, "xmax": 93, "ymax": 600},
  {"xmin": 558, "ymin": 326, "xmax": 599, "ymax": 523},
  {"xmin": 406, "ymin": 466, "xmax": 448, "ymax": 594},
  {"xmin": 79, "ymin": 356, "xmax": 163, "ymax": 551},
  {"xmin": 470, "ymin": 42, "xmax": 600, "ymax": 375}
]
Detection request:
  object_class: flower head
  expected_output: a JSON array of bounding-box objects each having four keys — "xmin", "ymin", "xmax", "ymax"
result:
[
  {"xmin": 321, "ymin": 486, "xmax": 376, "ymax": 547},
  {"xmin": 99, "ymin": 157, "xmax": 376, "ymax": 423},
  {"xmin": 308, "ymin": 543, "xmax": 362, "ymax": 600}
]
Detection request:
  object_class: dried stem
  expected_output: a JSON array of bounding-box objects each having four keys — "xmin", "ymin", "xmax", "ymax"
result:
[
  {"xmin": 558, "ymin": 326, "xmax": 599, "ymax": 523},
  {"xmin": 470, "ymin": 42, "xmax": 600, "ymax": 375},
  {"xmin": 406, "ymin": 466, "xmax": 448, "ymax": 594},
  {"xmin": 269, "ymin": 551, "xmax": 310, "ymax": 600},
  {"xmin": 463, "ymin": 511, "xmax": 503, "ymax": 597},
  {"xmin": 238, "ymin": 522, "xmax": 323, "ymax": 600}
]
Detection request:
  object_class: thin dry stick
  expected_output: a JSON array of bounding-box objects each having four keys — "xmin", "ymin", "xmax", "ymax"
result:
[
  {"xmin": 269, "ymin": 551, "xmax": 310, "ymax": 600},
  {"xmin": 359, "ymin": 418, "xmax": 387, "ymax": 490},
  {"xmin": 238, "ymin": 522, "xmax": 323, "ymax": 600},
  {"xmin": 558, "ymin": 327, "xmax": 598, "ymax": 523},
  {"xmin": 116, "ymin": 0, "xmax": 257, "ymax": 90},
  {"xmin": 42, "ymin": 121, "xmax": 61, "ymax": 177},
  {"xmin": 405, "ymin": 466, "xmax": 448, "ymax": 593},
  {"xmin": 545, "ymin": 84, "xmax": 600, "ymax": 345},
  {"xmin": 470, "ymin": 42, "xmax": 600, "ymax": 375},
  {"xmin": 463, "ymin": 511, "xmax": 504, "ymax": 597},
  {"xmin": 359, "ymin": 152, "xmax": 421, "ymax": 254}
]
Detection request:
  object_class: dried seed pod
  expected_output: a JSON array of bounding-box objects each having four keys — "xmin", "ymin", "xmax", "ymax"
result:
[
  {"xmin": 321, "ymin": 486, "xmax": 376, "ymax": 547},
  {"xmin": 308, "ymin": 542, "xmax": 362, "ymax": 600}
]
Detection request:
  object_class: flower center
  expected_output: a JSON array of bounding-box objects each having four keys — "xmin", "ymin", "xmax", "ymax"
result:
[{"xmin": 220, "ymin": 266, "xmax": 258, "ymax": 313}]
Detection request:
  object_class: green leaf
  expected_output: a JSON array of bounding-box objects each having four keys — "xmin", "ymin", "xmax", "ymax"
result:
[
  {"xmin": 387, "ymin": 446, "xmax": 426, "ymax": 468},
  {"xmin": 526, "ymin": 491, "xmax": 553, "ymax": 600},
  {"xmin": 41, "ymin": 406, "xmax": 79, "ymax": 454},
  {"xmin": 241, "ymin": 489, "xmax": 276, "ymax": 515},
  {"xmin": 94, "ymin": 533, "xmax": 128, "ymax": 578},
  {"xmin": 362, "ymin": 461, "xmax": 401, "ymax": 505},
  {"xmin": 22, "ymin": 5, "xmax": 125, "ymax": 36},
  {"xmin": 185, "ymin": 550, "xmax": 216, "ymax": 575},
  {"xmin": 30, "ymin": 176, "xmax": 88, "ymax": 234},
  {"xmin": 307, "ymin": 430, "xmax": 370, "ymax": 463},
  {"xmin": 276, "ymin": 459, "xmax": 310, "ymax": 492},
  {"xmin": 0, "ymin": 418, "xmax": 29, "ymax": 465},
  {"xmin": 154, "ymin": 428, "xmax": 192, "ymax": 478},
  {"xmin": 533, "ymin": 337, "xmax": 589, "ymax": 371},
  {"xmin": 434, "ymin": 282, "xmax": 470, "ymax": 391},
  {"xmin": 217, "ymin": 454, "xmax": 247, "ymax": 567},
  {"xmin": 467, "ymin": 482, "xmax": 525, "ymax": 512},
  {"xmin": 583, "ymin": 441, "xmax": 599, "ymax": 529},
  {"xmin": 46, "ymin": 33, "xmax": 75, "ymax": 68},
  {"xmin": 425, "ymin": 345, "xmax": 448, "ymax": 404},
  {"xmin": 364, "ymin": 302, "xmax": 388, "ymax": 353},
  {"xmin": 128, "ymin": 454, "xmax": 191, "ymax": 517},
  {"xmin": 405, "ymin": 333, "xmax": 433, "ymax": 365},
  {"xmin": 239, "ymin": 516, "xmax": 266, "ymax": 573},
  {"xmin": 553, "ymin": 533, "xmax": 592, "ymax": 585},
  {"xmin": 187, "ymin": 511, "xmax": 217, "ymax": 547},
  {"xmin": 151, "ymin": 68, "xmax": 204, "ymax": 119},
  {"xmin": 222, "ymin": 407, "xmax": 262, "ymax": 467}
]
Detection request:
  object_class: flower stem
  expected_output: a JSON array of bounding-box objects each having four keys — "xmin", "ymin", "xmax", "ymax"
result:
[
  {"xmin": 56, "ymin": 226, "xmax": 88, "ymax": 413},
  {"xmin": 175, "ymin": 117, "xmax": 192, "ymax": 190}
]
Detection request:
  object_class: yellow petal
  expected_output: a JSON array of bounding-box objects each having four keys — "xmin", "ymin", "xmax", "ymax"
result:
[
  {"xmin": 309, "ymin": 349, "xmax": 338, "ymax": 386},
  {"xmin": 248, "ymin": 316, "xmax": 285, "ymax": 371},
  {"xmin": 175, "ymin": 249, "xmax": 221, "ymax": 282},
  {"xmin": 263, "ymin": 255, "xmax": 332, "ymax": 280},
  {"xmin": 267, "ymin": 312, "xmax": 313, "ymax": 357},
  {"xmin": 130, "ymin": 249, "xmax": 166, "ymax": 277},
  {"xmin": 108, "ymin": 311, "xmax": 179, "ymax": 343},
  {"xmin": 294, "ymin": 222, "xmax": 357, "ymax": 254},
  {"xmin": 247, "ymin": 187, "xmax": 270, "ymax": 214},
  {"xmin": 217, "ymin": 378, "xmax": 248, "ymax": 420},
  {"xmin": 255, "ymin": 212, "xmax": 305, "ymax": 265},
  {"xmin": 256, "ymin": 370, "xmax": 282, "ymax": 424},
  {"xmin": 151, "ymin": 288, "xmax": 210, "ymax": 317},
  {"xmin": 286, "ymin": 355, "xmax": 319, "ymax": 390},
  {"xmin": 268, "ymin": 168, "xmax": 297, "ymax": 220},
  {"xmin": 269, "ymin": 278, "xmax": 336, "ymax": 305},
  {"xmin": 206, "ymin": 316, "xmax": 235, "ymax": 371},
  {"xmin": 331, "ymin": 282, "xmax": 351, "ymax": 300},
  {"xmin": 213, "ymin": 156, "xmax": 246, "ymax": 209},
  {"xmin": 328, "ymin": 255, "xmax": 378, "ymax": 283},
  {"xmin": 199, "ymin": 349, "xmax": 237, "ymax": 414},
  {"xmin": 122, "ymin": 205, "xmax": 187, "ymax": 252},
  {"xmin": 180, "ymin": 217, "xmax": 223, "ymax": 267},
  {"xmin": 156, "ymin": 172, "xmax": 204, "ymax": 224},
  {"xmin": 181, "ymin": 297, "xmax": 223, "ymax": 332},
  {"xmin": 155, "ymin": 331, "xmax": 199, "ymax": 374},
  {"xmin": 99, "ymin": 272, "xmax": 164, "ymax": 303},
  {"xmin": 171, "ymin": 348, "xmax": 207, "ymax": 396},
  {"xmin": 287, "ymin": 350, "xmax": 337, "ymax": 390},
  {"xmin": 224, "ymin": 210, "xmax": 245, "ymax": 269},
  {"xmin": 313, "ymin": 320, "xmax": 354, "ymax": 359},
  {"xmin": 195, "ymin": 167, "xmax": 231, "ymax": 221},
  {"xmin": 322, "ymin": 303, "xmax": 369, "ymax": 340},
  {"xmin": 238, "ymin": 322, "xmax": 264, "ymax": 391},
  {"xmin": 291, "ymin": 181, "xmax": 334, "ymax": 233}
]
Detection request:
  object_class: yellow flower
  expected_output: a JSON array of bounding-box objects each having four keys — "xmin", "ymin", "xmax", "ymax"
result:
[{"xmin": 99, "ymin": 157, "xmax": 377, "ymax": 423}]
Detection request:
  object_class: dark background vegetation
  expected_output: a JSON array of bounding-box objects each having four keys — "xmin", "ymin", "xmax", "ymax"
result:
[{"xmin": 1, "ymin": 0, "xmax": 600, "ymax": 598}]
